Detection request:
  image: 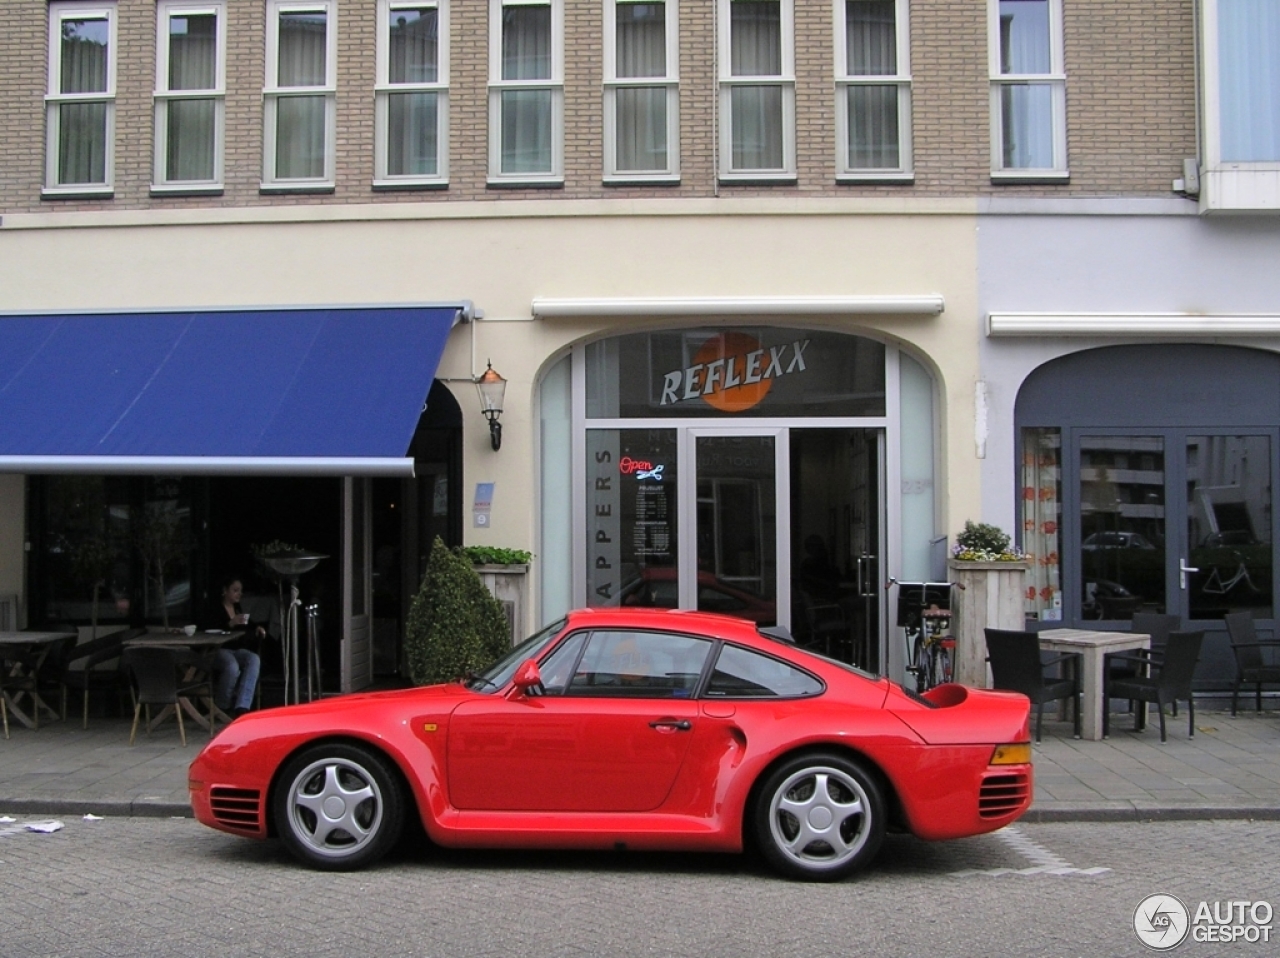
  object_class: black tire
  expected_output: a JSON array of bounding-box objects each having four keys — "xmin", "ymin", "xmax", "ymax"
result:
[
  {"xmin": 273, "ymin": 743, "xmax": 405, "ymax": 871},
  {"xmin": 753, "ymin": 752, "xmax": 885, "ymax": 881},
  {"xmin": 912, "ymin": 635, "xmax": 930, "ymax": 692}
]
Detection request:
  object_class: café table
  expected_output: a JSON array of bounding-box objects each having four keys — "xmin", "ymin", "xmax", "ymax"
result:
[
  {"xmin": 123, "ymin": 629, "xmax": 242, "ymax": 731},
  {"xmin": 1037, "ymin": 627, "xmax": 1150, "ymax": 741},
  {"xmin": 0, "ymin": 630, "xmax": 77, "ymax": 730}
]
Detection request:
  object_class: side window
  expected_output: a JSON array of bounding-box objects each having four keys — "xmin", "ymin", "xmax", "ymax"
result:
[
  {"xmin": 705, "ymin": 644, "xmax": 823, "ymax": 698},
  {"xmin": 537, "ymin": 631, "xmax": 587, "ymax": 694},
  {"xmin": 567, "ymin": 630, "xmax": 712, "ymax": 697}
]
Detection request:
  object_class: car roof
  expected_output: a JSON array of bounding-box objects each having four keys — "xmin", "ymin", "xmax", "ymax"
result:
[{"xmin": 561, "ymin": 607, "xmax": 775, "ymax": 645}]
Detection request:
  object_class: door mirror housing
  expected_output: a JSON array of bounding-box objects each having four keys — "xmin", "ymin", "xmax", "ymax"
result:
[{"xmin": 512, "ymin": 660, "xmax": 544, "ymax": 696}]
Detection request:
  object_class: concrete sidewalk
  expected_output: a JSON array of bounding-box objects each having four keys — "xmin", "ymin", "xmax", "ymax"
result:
[{"xmin": 0, "ymin": 708, "xmax": 1277, "ymax": 821}]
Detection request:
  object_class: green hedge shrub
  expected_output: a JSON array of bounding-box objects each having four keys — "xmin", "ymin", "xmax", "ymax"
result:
[
  {"xmin": 461, "ymin": 545, "xmax": 532, "ymax": 566},
  {"xmin": 405, "ymin": 537, "xmax": 511, "ymax": 686}
]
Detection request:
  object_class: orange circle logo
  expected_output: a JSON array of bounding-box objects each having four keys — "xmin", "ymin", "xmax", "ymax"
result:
[{"xmin": 692, "ymin": 332, "xmax": 772, "ymax": 412}]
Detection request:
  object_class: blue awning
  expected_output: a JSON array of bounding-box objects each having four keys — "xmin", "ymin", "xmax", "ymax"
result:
[{"xmin": 0, "ymin": 305, "xmax": 466, "ymax": 477}]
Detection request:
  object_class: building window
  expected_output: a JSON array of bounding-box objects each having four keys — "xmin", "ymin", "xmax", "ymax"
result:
[
  {"xmin": 605, "ymin": 0, "xmax": 679, "ymax": 181},
  {"xmin": 718, "ymin": 0, "xmax": 794, "ymax": 180},
  {"xmin": 264, "ymin": 1, "xmax": 336, "ymax": 188},
  {"xmin": 988, "ymin": 0, "xmax": 1066, "ymax": 178},
  {"xmin": 45, "ymin": 2, "xmax": 117, "ymax": 195},
  {"xmin": 489, "ymin": 0, "xmax": 563, "ymax": 184},
  {"xmin": 154, "ymin": 2, "xmax": 226, "ymax": 191},
  {"xmin": 376, "ymin": 0, "xmax": 448, "ymax": 186},
  {"xmin": 1199, "ymin": 0, "xmax": 1280, "ymax": 210},
  {"xmin": 837, "ymin": 0, "xmax": 911, "ymax": 180}
]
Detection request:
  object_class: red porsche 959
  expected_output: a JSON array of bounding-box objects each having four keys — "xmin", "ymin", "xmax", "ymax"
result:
[{"xmin": 189, "ymin": 608, "xmax": 1033, "ymax": 881}]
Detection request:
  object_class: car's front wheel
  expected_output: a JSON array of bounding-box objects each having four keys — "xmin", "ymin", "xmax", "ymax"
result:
[
  {"xmin": 274, "ymin": 743, "xmax": 405, "ymax": 871},
  {"xmin": 754, "ymin": 752, "xmax": 885, "ymax": 881}
]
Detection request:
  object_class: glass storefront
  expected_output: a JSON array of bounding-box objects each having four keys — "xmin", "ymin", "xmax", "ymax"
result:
[{"xmin": 542, "ymin": 325, "xmax": 931, "ymax": 676}]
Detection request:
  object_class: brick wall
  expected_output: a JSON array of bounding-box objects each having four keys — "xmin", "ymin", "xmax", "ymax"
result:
[{"xmin": 0, "ymin": 0, "xmax": 1198, "ymax": 213}]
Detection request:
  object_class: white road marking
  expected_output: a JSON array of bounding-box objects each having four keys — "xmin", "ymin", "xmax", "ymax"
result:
[{"xmin": 950, "ymin": 826, "xmax": 1111, "ymax": 877}]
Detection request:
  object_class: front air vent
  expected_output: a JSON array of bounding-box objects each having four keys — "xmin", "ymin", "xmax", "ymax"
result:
[
  {"xmin": 210, "ymin": 787, "xmax": 262, "ymax": 830},
  {"xmin": 978, "ymin": 771, "xmax": 1031, "ymax": 818}
]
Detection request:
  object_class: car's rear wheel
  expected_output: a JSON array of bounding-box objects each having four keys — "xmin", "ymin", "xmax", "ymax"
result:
[
  {"xmin": 274, "ymin": 743, "xmax": 405, "ymax": 871},
  {"xmin": 754, "ymin": 752, "xmax": 885, "ymax": 881}
]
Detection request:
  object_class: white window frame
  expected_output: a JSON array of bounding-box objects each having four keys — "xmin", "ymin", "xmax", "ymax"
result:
[
  {"xmin": 488, "ymin": 0, "xmax": 564, "ymax": 185},
  {"xmin": 1199, "ymin": 0, "xmax": 1280, "ymax": 211},
  {"xmin": 604, "ymin": 0, "xmax": 680, "ymax": 182},
  {"xmin": 987, "ymin": 0, "xmax": 1067, "ymax": 180},
  {"xmin": 153, "ymin": 1, "xmax": 227, "ymax": 192},
  {"xmin": 835, "ymin": 0, "xmax": 912, "ymax": 181},
  {"xmin": 717, "ymin": 0, "xmax": 796, "ymax": 181},
  {"xmin": 263, "ymin": 0, "xmax": 337, "ymax": 189},
  {"xmin": 44, "ymin": 2, "xmax": 117, "ymax": 195},
  {"xmin": 375, "ymin": 0, "xmax": 449, "ymax": 187}
]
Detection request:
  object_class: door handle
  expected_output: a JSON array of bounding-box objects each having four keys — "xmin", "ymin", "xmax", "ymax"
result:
[
  {"xmin": 648, "ymin": 719, "xmax": 692, "ymax": 731},
  {"xmin": 1179, "ymin": 560, "xmax": 1199, "ymax": 590}
]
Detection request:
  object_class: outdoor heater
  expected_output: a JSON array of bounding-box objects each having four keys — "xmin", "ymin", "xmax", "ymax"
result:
[{"xmin": 257, "ymin": 551, "xmax": 327, "ymax": 705}]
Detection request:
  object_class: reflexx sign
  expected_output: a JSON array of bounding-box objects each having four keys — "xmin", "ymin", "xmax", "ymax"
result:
[{"xmin": 659, "ymin": 332, "xmax": 811, "ymax": 412}]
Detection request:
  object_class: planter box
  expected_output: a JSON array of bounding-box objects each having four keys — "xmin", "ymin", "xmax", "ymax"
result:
[
  {"xmin": 475, "ymin": 564, "xmax": 529, "ymax": 645},
  {"xmin": 948, "ymin": 559, "xmax": 1030, "ymax": 688}
]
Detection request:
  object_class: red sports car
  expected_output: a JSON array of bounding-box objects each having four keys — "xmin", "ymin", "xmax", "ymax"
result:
[{"xmin": 189, "ymin": 608, "xmax": 1033, "ymax": 881}]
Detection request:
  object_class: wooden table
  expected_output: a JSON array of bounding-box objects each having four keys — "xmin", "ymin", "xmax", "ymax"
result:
[
  {"xmin": 123, "ymin": 630, "xmax": 242, "ymax": 731},
  {"xmin": 1038, "ymin": 628, "xmax": 1150, "ymax": 741},
  {"xmin": 0, "ymin": 631, "xmax": 77, "ymax": 729}
]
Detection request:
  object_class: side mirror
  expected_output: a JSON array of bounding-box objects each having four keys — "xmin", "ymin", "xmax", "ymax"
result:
[{"xmin": 512, "ymin": 659, "xmax": 544, "ymax": 696}]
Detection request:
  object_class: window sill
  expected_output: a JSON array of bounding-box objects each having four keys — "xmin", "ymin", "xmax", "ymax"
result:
[
  {"xmin": 372, "ymin": 179, "xmax": 448, "ymax": 191},
  {"xmin": 150, "ymin": 185, "xmax": 224, "ymax": 197},
  {"xmin": 718, "ymin": 174, "xmax": 798, "ymax": 186},
  {"xmin": 603, "ymin": 174, "xmax": 681, "ymax": 186},
  {"xmin": 486, "ymin": 178, "xmax": 564, "ymax": 190},
  {"xmin": 837, "ymin": 172, "xmax": 915, "ymax": 184},
  {"xmin": 41, "ymin": 187, "xmax": 113, "ymax": 200},
  {"xmin": 259, "ymin": 183, "xmax": 336, "ymax": 195},
  {"xmin": 990, "ymin": 170, "xmax": 1070, "ymax": 184}
]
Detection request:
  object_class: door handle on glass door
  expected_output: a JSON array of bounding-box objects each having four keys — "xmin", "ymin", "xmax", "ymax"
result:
[{"xmin": 1179, "ymin": 560, "xmax": 1199, "ymax": 590}]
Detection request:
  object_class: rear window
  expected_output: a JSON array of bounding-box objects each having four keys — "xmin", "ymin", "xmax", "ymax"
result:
[{"xmin": 704, "ymin": 644, "xmax": 824, "ymax": 698}]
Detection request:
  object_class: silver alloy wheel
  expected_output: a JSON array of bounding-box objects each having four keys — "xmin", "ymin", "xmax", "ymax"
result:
[
  {"xmin": 766, "ymin": 763, "xmax": 871, "ymax": 871},
  {"xmin": 284, "ymin": 756, "xmax": 385, "ymax": 861}
]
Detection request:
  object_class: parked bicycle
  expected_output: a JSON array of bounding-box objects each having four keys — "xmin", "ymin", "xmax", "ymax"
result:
[{"xmin": 887, "ymin": 578, "xmax": 964, "ymax": 693}]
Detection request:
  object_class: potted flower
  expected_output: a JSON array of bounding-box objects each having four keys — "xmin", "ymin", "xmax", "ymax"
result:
[
  {"xmin": 947, "ymin": 521, "xmax": 1030, "ymax": 689},
  {"xmin": 951, "ymin": 521, "xmax": 1026, "ymax": 562}
]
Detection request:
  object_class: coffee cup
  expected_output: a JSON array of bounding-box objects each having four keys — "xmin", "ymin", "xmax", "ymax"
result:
[{"xmin": 183, "ymin": 624, "xmax": 197, "ymax": 636}]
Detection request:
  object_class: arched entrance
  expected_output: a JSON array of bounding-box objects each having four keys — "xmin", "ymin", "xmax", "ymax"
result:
[{"xmin": 1016, "ymin": 344, "xmax": 1278, "ymax": 652}]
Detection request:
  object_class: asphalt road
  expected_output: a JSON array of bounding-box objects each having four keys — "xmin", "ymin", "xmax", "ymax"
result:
[{"xmin": 2, "ymin": 816, "xmax": 1278, "ymax": 958}]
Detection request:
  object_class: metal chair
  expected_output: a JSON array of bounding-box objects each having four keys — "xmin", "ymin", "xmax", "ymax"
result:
[
  {"xmin": 1223, "ymin": 612, "xmax": 1280, "ymax": 716},
  {"xmin": 984, "ymin": 628, "xmax": 1082, "ymax": 742},
  {"xmin": 1103, "ymin": 631, "xmax": 1203, "ymax": 742}
]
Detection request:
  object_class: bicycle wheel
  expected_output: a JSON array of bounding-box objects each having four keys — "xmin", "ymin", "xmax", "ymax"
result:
[
  {"xmin": 912, "ymin": 635, "xmax": 931, "ymax": 692},
  {"xmin": 933, "ymin": 643, "xmax": 953, "ymax": 685}
]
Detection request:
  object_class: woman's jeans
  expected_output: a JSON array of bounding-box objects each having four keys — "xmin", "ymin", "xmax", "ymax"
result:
[{"xmin": 212, "ymin": 648, "xmax": 260, "ymax": 711}]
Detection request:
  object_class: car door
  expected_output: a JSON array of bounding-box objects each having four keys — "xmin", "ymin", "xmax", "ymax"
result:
[{"xmin": 447, "ymin": 630, "xmax": 714, "ymax": 813}]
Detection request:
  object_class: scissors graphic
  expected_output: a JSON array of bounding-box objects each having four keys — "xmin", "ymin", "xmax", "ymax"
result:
[{"xmin": 636, "ymin": 465, "xmax": 664, "ymax": 481}]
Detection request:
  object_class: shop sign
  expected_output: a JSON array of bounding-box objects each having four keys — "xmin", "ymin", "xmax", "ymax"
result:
[{"xmin": 659, "ymin": 332, "xmax": 811, "ymax": 412}]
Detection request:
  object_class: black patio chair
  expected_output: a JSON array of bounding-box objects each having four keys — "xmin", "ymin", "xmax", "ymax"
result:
[
  {"xmin": 1103, "ymin": 630, "xmax": 1203, "ymax": 742},
  {"xmin": 122, "ymin": 647, "xmax": 213, "ymax": 747},
  {"xmin": 60, "ymin": 627, "xmax": 142, "ymax": 729},
  {"xmin": 1109, "ymin": 612, "xmax": 1181, "ymax": 711},
  {"xmin": 985, "ymin": 628, "xmax": 1082, "ymax": 742},
  {"xmin": 1223, "ymin": 612, "xmax": 1280, "ymax": 716}
]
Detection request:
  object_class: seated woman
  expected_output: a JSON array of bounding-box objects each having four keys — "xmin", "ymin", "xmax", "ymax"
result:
[{"xmin": 202, "ymin": 575, "xmax": 264, "ymax": 719}]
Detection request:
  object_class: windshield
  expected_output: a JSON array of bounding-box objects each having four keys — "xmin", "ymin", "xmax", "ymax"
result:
[{"xmin": 465, "ymin": 618, "xmax": 567, "ymax": 692}]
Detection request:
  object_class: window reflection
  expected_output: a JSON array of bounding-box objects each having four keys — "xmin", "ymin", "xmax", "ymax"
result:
[
  {"xmin": 1187, "ymin": 435, "xmax": 1272, "ymax": 619},
  {"xmin": 1078, "ymin": 436, "xmax": 1165, "ymax": 620}
]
